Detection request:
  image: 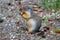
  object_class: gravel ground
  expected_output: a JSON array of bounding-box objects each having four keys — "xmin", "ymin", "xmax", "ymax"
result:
[{"xmin": 0, "ymin": 0, "xmax": 60, "ymax": 40}]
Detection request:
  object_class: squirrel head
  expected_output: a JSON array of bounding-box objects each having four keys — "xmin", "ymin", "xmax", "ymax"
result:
[{"xmin": 20, "ymin": 6, "xmax": 33, "ymax": 19}]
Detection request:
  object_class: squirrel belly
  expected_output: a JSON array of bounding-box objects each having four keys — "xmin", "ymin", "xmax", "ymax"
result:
[{"xmin": 27, "ymin": 17, "xmax": 42, "ymax": 34}]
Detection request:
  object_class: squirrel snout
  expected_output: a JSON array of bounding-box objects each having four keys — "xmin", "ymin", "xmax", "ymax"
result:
[{"xmin": 21, "ymin": 11, "xmax": 32, "ymax": 19}]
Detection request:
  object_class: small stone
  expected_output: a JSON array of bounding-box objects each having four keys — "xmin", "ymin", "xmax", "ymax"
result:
[
  {"xmin": 33, "ymin": 7, "xmax": 38, "ymax": 11},
  {"xmin": 1, "ymin": 33, "xmax": 5, "ymax": 38},
  {"xmin": 37, "ymin": 31, "xmax": 44, "ymax": 36},
  {"xmin": 55, "ymin": 30, "xmax": 60, "ymax": 34},
  {"xmin": 38, "ymin": 8, "xmax": 43, "ymax": 12},
  {"xmin": 48, "ymin": 18, "xmax": 53, "ymax": 21},
  {"xmin": 15, "ymin": 0, "xmax": 18, "ymax": 1},
  {"xmin": 44, "ymin": 30, "xmax": 47, "ymax": 32},
  {"xmin": 33, "ymin": 5, "xmax": 38, "ymax": 8},
  {"xmin": 42, "ymin": 35, "xmax": 46, "ymax": 38},
  {"xmin": 33, "ymin": 2, "xmax": 38, "ymax": 5},
  {"xmin": 2, "ymin": 17, "xmax": 6, "ymax": 19},
  {"xmin": 8, "ymin": 3, "xmax": 11, "ymax": 6},
  {"xmin": 15, "ymin": 21, "xmax": 20, "ymax": 26},
  {"xmin": 33, "ymin": 11, "xmax": 38, "ymax": 14},
  {"xmin": 43, "ymin": 27, "xmax": 50, "ymax": 30},
  {"xmin": 0, "ymin": 18, "xmax": 4, "ymax": 23},
  {"xmin": 7, "ymin": 13, "xmax": 13, "ymax": 18}
]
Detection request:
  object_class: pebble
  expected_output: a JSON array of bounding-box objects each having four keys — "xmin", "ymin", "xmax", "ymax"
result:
[
  {"xmin": 15, "ymin": 21, "xmax": 20, "ymax": 26},
  {"xmin": 33, "ymin": 7, "xmax": 38, "ymax": 11},
  {"xmin": 7, "ymin": 3, "xmax": 11, "ymax": 6},
  {"xmin": 0, "ymin": 18, "xmax": 4, "ymax": 23},
  {"xmin": 7, "ymin": 13, "xmax": 13, "ymax": 18},
  {"xmin": 42, "ymin": 35, "xmax": 46, "ymax": 38},
  {"xmin": 55, "ymin": 30, "xmax": 60, "ymax": 34},
  {"xmin": 38, "ymin": 8, "xmax": 43, "ymax": 12}
]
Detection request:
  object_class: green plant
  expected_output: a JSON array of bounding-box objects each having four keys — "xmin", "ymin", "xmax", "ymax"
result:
[{"xmin": 39, "ymin": 0, "xmax": 60, "ymax": 10}]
